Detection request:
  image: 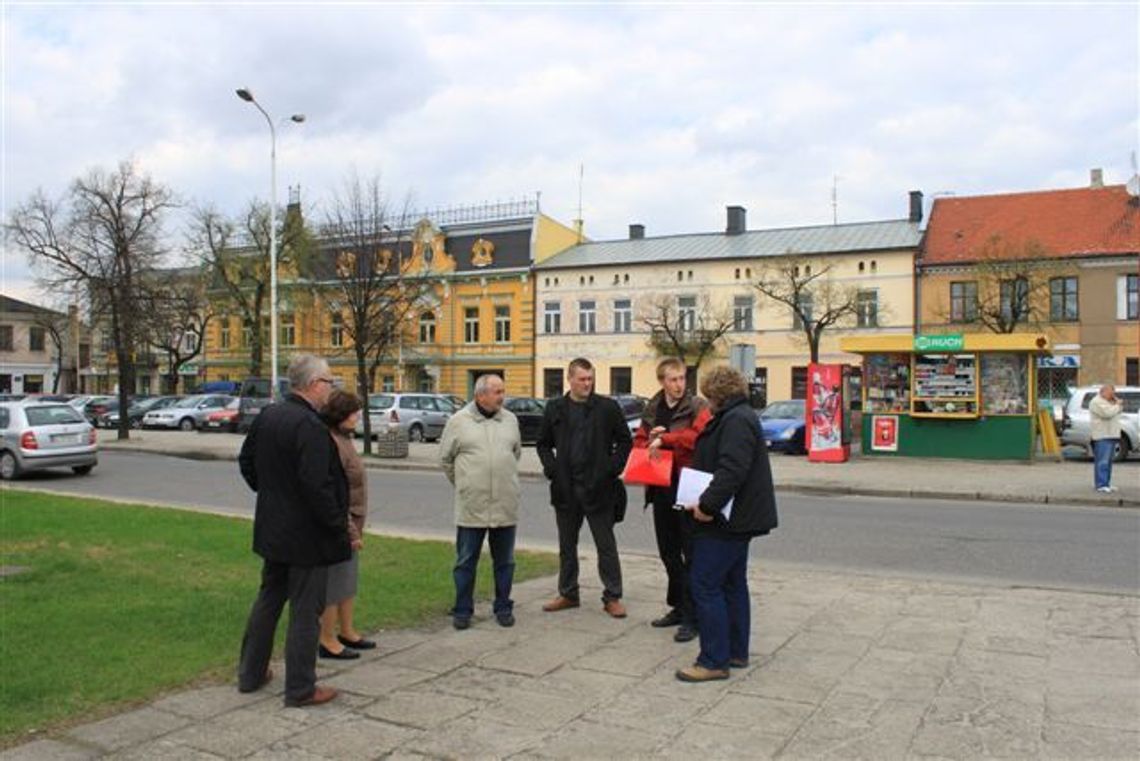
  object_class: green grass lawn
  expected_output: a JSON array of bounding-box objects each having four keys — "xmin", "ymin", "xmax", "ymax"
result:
[{"xmin": 0, "ymin": 489, "xmax": 558, "ymax": 742}]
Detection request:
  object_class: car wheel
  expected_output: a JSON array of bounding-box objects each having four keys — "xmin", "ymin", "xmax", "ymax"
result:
[
  {"xmin": 0, "ymin": 451, "xmax": 20, "ymax": 481},
  {"xmin": 179, "ymin": 417, "xmax": 196, "ymax": 432},
  {"xmin": 130, "ymin": 419, "xmax": 142, "ymax": 429},
  {"xmin": 72, "ymin": 465, "xmax": 94, "ymax": 475},
  {"xmin": 1115, "ymin": 436, "xmax": 1130, "ymax": 463},
  {"xmin": 408, "ymin": 424, "xmax": 424, "ymax": 442}
]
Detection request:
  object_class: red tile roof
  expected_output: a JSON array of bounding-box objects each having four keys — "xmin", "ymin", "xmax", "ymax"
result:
[{"xmin": 921, "ymin": 185, "xmax": 1140, "ymax": 265}]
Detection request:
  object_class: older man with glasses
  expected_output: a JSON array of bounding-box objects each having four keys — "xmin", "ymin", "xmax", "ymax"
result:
[{"xmin": 236, "ymin": 354, "xmax": 350, "ymax": 707}]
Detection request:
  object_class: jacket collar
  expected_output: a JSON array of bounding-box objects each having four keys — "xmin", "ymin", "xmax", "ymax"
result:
[
  {"xmin": 642, "ymin": 390, "xmax": 694, "ymax": 425},
  {"xmin": 463, "ymin": 401, "xmax": 503, "ymax": 422}
]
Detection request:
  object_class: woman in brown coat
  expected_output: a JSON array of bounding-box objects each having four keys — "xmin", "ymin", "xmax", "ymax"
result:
[{"xmin": 318, "ymin": 389, "xmax": 374, "ymax": 659}]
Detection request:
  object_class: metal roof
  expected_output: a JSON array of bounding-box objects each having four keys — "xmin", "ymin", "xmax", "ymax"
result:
[{"xmin": 536, "ymin": 219, "xmax": 922, "ymax": 270}]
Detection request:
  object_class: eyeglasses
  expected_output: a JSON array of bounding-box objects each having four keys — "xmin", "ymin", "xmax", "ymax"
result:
[{"xmin": 317, "ymin": 377, "xmax": 336, "ymax": 385}]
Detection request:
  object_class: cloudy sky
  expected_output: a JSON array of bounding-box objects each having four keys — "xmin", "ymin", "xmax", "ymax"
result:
[{"xmin": 3, "ymin": 1, "xmax": 1137, "ymax": 303}]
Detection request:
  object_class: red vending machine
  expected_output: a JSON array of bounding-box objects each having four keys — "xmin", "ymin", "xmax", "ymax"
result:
[{"xmin": 806, "ymin": 363, "xmax": 850, "ymax": 463}]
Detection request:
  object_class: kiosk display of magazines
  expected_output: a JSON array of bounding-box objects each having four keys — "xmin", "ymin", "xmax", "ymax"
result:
[{"xmin": 839, "ymin": 333, "xmax": 1050, "ymax": 460}]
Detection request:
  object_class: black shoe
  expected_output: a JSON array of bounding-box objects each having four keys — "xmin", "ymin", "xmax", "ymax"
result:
[
  {"xmin": 318, "ymin": 644, "xmax": 360, "ymax": 660},
  {"xmin": 496, "ymin": 613, "xmax": 515, "ymax": 628},
  {"xmin": 651, "ymin": 609, "xmax": 683, "ymax": 628},
  {"xmin": 337, "ymin": 635, "xmax": 377, "ymax": 650},
  {"xmin": 453, "ymin": 617, "xmax": 471, "ymax": 630},
  {"xmin": 674, "ymin": 624, "xmax": 698, "ymax": 643}
]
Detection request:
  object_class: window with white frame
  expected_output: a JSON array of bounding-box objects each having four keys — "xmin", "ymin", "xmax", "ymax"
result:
[
  {"xmin": 330, "ymin": 313, "xmax": 345, "ymax": 347},
  {"xmin": 1120, "ymin": 274, "xmax": 1139, "ymax": 321},
  {"xmin": 181, "ymin": 332, "xmax": 198, "ymax": 353},
  {"xmin": 732, "ymin": 295, "xmax": 753, "ymax": 331},
  {"xmin": 464, "ymin": 307, "xmax": 479, "ymax": 343},
  {"xmin": 678, "ymin": 296, "xmax": 696, "ymax": 332},
  {"xmin": 418, "ymin": 311, "xmax": 435, "ymax": 344},
  {"xmin": 280, "ymin": 313, "xmax": 296, "ymax": 346},
  {"xmin": 856, "ymin": 289, "xmax": 879, "ymax": 328},
  {"xmin": 579, "ymin": 300, "xmax": 597, "ymax": 334},
  {"xmin": 494, "ymin": 305, "xmax": 511, "ymax": 343},
  {"xmin": 220, "ymin": 318, "xmax": 231, "ymax": 349},
  {"xmin": 793, "ymin": 293, "xmax": 813, "ymax": 329},
  {"xmin": 1049, "ymin": 277, "xmax": 1078, "ymax": 322},
  {"xmin": 544, "ymin": 301, "xmax": 561, "ymax": 334},
  {"xmin": 613, "ymin": 299, "xmax": 632, "ymax": 333}
]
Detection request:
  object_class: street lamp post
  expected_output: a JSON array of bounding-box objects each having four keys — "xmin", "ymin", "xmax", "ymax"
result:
[{"xmin": 236, "ymin": 87, "xmax": 304, "ymax": 400}]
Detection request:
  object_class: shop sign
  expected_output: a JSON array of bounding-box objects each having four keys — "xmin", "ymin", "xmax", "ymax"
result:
[
  {"xmin": 1037, "ymin": 355, "xmax": 1079, "ymax": 368},
  {"xmin": 914, "ymin": 333, "xmax": 964, "ymax": 352},
  {"xmin": 871, "ymin": 415, "xmax": 899, "ymax": 452}
]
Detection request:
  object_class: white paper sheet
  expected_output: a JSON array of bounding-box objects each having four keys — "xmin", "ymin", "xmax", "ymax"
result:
[{"xmin": 676, "ymin": 467, "xmax": 733, "ymax": 520}]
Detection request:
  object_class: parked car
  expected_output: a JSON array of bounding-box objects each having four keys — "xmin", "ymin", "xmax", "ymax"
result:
[
  {"xmin": 757, "ymin": 399, "xmax": 807, "ymax": 454},
  {"xmin": 356, "ymin": 392, "xmax": 453, "ymax": 442},
  {"xmin": 503, "ymin": 397, "xmax": 546, "ymax": 444},
  {"xmin": 1060, "ymin": 385, "xmax": 1140, "ymax": 461},
  {"xmin": 0, "ymin": 402, "xmax": 98, "ymax": 480},
  {"xmin": 81, "ymin": 396, "xmax": 118, "ymax": 424},
  {"xmin": 141, "ymin": 395, "xmax": 234, "ymax": 431},
  {"xmin": 99, "ymin": 395, "xmax": 182, "ymax": 429},
  {"xmin": 236, "ymin": 397, "xmax": 272, "ymax": 433},
  {"xmin": 199, "ymin": 398, "xmax": 241, "ymax": 433},
  {"xmin": 612, "ymin": 394, "xmax": 649, "ymax": 433}
]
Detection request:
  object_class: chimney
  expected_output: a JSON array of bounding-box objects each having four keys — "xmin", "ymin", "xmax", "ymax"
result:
[
  {"xmin": 628, "ymin": 224, "xmax": 645, "ymax": 240},
  {"xmin": 1090, "ymin": 168, "xmax": 1104, "ymax": 188},
  {"xmin": 726, "ymin": 205, "xmax": 746, "ymax": 235},
  {"xmin": 908, "ymin": 190, "xmax": 924, "ymax": 223}
]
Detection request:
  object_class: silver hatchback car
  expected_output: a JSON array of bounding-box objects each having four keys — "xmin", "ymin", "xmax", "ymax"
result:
[
  {"xmin": 0, "ymin": 402, "xmax": 98, "ymax": 480},
  {"xmin": 356, "ymin": 393, "xmax": 454, "ymax": 442}
]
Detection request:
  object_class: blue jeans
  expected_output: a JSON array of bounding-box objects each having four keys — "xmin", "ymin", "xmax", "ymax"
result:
[
  {"xmin": 452, "ymin": 525, "xmax": 516, "ymax": 619},
  {"xmin": 690, "ymin": 536, "xmax": 751, "ymax": 670},
  {"xmin": 1093, "ymin": 438, "xmax": 1115, "ymax": 489}
]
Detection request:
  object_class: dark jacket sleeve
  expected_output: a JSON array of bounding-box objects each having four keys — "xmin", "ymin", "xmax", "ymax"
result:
[
  {"xmin": 294, "ymin": 419, "xmax": 347, "ymax": 531},
  {"xmin": 609, "ymin": 402, "xmax": 633, "ymax": 477},
  {"xmin": 697, "ymin": 410, "xmax": 756, "ymax": 518},
  {"xmin": 536, "ymin": 400, "xmax": 559, "ymax": 480},
  {"xmin": 238, "ymin": 414, "xmax": 260, "ymax": 492}
]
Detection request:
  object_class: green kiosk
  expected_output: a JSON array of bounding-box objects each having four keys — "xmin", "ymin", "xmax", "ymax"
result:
[{"xmin": 840, "ymin": 333, "xmax": 1052, "ymax": 460}]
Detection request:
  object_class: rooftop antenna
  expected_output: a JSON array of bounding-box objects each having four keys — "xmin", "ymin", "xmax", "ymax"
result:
[
  {"xmin": 831, "ymin": 174, "xmax": 841, "ymax": 225},
  {"xmin": 1127, "ymin": 151, "xmax": 1140, "ymax": 200},
  {"xmin": 573, "ymin": 163, "xmax": 585, "ymax": 242}
]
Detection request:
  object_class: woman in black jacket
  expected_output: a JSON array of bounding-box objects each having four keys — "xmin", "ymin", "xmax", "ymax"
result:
[{"xmin": 677, "ymin": 366, "xmax": 778, "ymax": 682}]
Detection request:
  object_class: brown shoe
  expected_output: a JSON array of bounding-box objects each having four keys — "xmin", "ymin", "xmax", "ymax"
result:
[
  {"xmin": 603, "ymin": 599, "xmax": 627, "ymax": 618},
  {"xmin": 285, "ymin": 685, "xmax": 338, "ymax": 707},
  {"xmin": 542, "ymin": 596, "xmax": 580, "ymax": 612},
  {"xmin": 675, "ymin": 664, "xmax": 730, "ymax": 682}
]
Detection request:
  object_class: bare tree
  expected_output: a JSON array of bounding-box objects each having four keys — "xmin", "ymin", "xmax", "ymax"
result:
[
  {"xmin": 7, "ymin": 160, "xmax": 176, "ymax": 438},
  {"xmin": 141, "ymin": 267, "xmax": 214, "ymax": 393},
  {"xmin": 931, "ymin": 235, "xmax": 1058, "ymax": 333},
  {"xmin": 29, "ymin": 306, "xmax": 70, "ymax": 393},
  {"xmin": 753, "ymin": 258, "xmax": 864, "ymax": 363},
  {"xmin": 321, "ymin": 173, "xmax": 427, "ymax": 453},
  {"xmin": 639, "ymin": 293, "xmax": 734, "ymax": 377},
  {"xmin": 188, "ymin": 199, "xmax": 311, "ymax": 377}
]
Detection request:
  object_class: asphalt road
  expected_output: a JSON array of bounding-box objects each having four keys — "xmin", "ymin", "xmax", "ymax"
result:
[{"xmin": 11, "ymin": 450, "xmax": 1140, "ymax": 595}]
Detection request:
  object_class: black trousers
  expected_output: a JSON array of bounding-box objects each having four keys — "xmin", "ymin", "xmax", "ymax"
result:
[
  {"xmin": 555, "ymin": 504, "xmax": 623, "ymax": 602},
  {"xmin": 238, "ymin": 560, "xmax": 327, "ymax": 703},
  {"xmin": 652, "ymin": 500, "xmax": 695, "ymax": 624}
]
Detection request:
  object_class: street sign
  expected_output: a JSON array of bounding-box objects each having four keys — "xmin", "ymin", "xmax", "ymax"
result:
[{"xmin": 913, "ymin": 333, "xmax": 964, "ymax": 352}]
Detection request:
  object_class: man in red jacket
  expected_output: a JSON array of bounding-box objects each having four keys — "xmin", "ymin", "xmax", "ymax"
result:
[{"xmin": 632, "ymin": 357, "xmax": 711, "ymax": 642}]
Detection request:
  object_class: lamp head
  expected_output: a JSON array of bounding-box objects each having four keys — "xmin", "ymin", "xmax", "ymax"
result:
[
  {"xmin": 290, "ymin": 114, "xmax": 306, "ymax": 123},
  {"xmin": 236, "ymin": 88, "xmax": 254, "ymax": 102}
]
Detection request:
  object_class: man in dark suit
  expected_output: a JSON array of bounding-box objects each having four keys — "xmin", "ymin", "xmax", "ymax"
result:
[
  {"xmin": 537, "ymin": 357, "xmax": 633, "ymax": 618},
  {"xmin": 236, "ymin": 354, "xmax": 349, "ymax": 707}
]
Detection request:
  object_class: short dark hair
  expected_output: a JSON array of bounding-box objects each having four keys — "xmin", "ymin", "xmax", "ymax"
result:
[
  {"xmin": 656, "ymin": 357, "xmax": 685, "ymax": 380},
  {"xmin": 567, "ymin": 357, "xmax": 593, "ymax": 376},
  {"xmin": 323, "ymin": 388, "xmax": 363, "ymax": 427}
]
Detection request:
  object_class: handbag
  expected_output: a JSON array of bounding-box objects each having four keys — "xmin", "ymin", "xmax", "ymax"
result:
[{"xmin": 621, "ymin": 447, "xmax": 674, "ymax": 487}]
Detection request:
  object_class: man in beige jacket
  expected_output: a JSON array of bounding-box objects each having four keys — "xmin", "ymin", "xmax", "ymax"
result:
[
  {"xmin": 1089, "ymin": 384, "xmax": 1123, "ymax": 493},
  {"xmin": 440, "ymin": 374, "xmax": 522, "ymax": 629}
]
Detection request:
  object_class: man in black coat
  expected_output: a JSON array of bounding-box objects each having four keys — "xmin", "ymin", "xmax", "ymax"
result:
[
  {"xmin": 537, "ymin": 358, "xmax": 633, "ymax": 618},
  {"xmin": 236, "ymin": 354, "xmax": 350, "ymax": 707}
]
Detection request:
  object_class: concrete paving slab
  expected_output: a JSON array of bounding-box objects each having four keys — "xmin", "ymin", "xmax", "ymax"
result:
[
  {"xmin": 275, "ymin": 714, "xmax": 422, "ymax": 760},
  {"xmin": 661, "ymin": 724, "xmax": 788, "ymax": 760},
  {"xmin": 521, "ymin": 718, "xmax": 661, "ymax": 759},
  {"xmin": 105, "ymin": 739, "xmax": 225, "ymax": 760},
  {"xmin": 0, "ymin": 739, "xmax": 101, "ymax": 761},
  {"xmin": 158, "ymin": 709, "xmax": 302, "ymax": 758},
  {"xmin": 411, "ymin": 715, "xmax": 546, "ymax": 759},
  {"xmin": 779, "ymin": 692, "xmax": 928, "ymax": 759},
  {"xmin": 472, "ymin": 688, "xmax": 591, "ymax": 731},
  {"xmin": 1039, "ymin": 720, "xmax": 1140, "ymax": 760},
  {"xmin": 322, "ymin": 661, "xmax": 435, "ymax": 698},
  {"xmin": 911, "ymin": 693, "xmax": 1044, "ymax": 759},
  {"xmin": 64, "ymin": 707, "xmax": 191, "ymax": 752},
  {"xmin": 358, "ymin": 688, "xmax": 484, "ymax": 730},
  {"xmin": 699, "ymin": 693, "xmax": 816, "ymax": 736},
  {"xmin": 1044, "ymin": 671, "xmax": 1140, "ymax": 732}
]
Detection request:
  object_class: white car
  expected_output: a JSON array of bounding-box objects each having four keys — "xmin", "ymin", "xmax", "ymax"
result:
[
  {"xmin": 141, "ymin": 395, "xmax": 235, "ymax": 431},
  {"xmin": 0, "ymin": 402, "xmax": 98, "ymax": 480},
  {"xmin": 1060, "ymin": 385, "xmax": 1140, "ymax": 461}
]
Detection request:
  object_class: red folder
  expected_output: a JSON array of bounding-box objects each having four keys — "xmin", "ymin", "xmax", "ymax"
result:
[{"xmin": 621, "ymin": 448, "xmax": 674, "ymax": 487}]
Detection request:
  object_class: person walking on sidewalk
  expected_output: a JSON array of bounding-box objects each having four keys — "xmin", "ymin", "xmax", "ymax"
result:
[
  {"xmin": 318, "ymin": 389, "xmax": 375, "ymax": 661},
  {"xmin": 677, "ymin": 366, "xmax": 778, "ymax": 683},
  {"xmin": 439, "ymin": 374, "xmax": 523, "ymax": 630},
  {"xmin": 1090, "ymin": 383, "xmax": 1123, "ymax": 493},
  {"xmin": 632, "ymin": 357, "xmax": 711, "ymax": 643},
  {"xmin": 537, "ymin": 357, "xmax": 633, "ymax": 618},
  {"xmin": 236, "ymin": 354, "xmax": 349, "ymax": 707}
]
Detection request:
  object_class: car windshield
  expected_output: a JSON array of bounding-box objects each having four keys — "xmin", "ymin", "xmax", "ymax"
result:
[
  {"xmin": 26, "ymin": 405, "xmax": 85, "ymax": 426},
  {"xmin": 367, "ymin": 394, "xmax": 395, "ymax": 410},
  {"xmin": 177, "ymin": 396, "xmax": 207, "ymax": 408},
  {"xmin": 224, "ymin": 398, "xmax": 241, "ymax": 410},
  {"xmin": 760, "ymin": 401, "xmax": 804, "ymax": 420}
]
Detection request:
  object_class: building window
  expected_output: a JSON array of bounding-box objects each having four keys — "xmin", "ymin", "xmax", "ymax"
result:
[
  {"xmin": 753, "ymin": 367, "xmax": 768, "ymax": 407},
  {"xmin": 418, "ymin": 311, "xmax": 435, "ymax": 344},
  {"xmin": 1127, "ymin": 358, "xmax": 1139, "ymax": 387},
  {"xmin": 0, "ymin": 325, "xmax": 13, "ymax": 351},
  {"xmin": 733, "ymin": 295, "xmax": 753, "ymax": 332},
  {"xmin": 791, "ymin": 366, "xmax": 808, "ymax": 400},
  {"xmin": 494, "ymin": 305, "xmax": 511, "ymax": 343},
  {"xmin": 241, "ymin": 324, "xmax": 252, "ymax": 348},
  {"xmin": 464, "ymin": 307, "xmax": 479, "ymax": 343},
  {"xmin": 544, "ymin": 301, "xmax": 561, "ymax": 334},
  {"xmin": 610, "ymin": 367, "xmax": 632, "ymax": 395},
  {"xmin": 29, "ymin": 326, "xmax": 46, "ymax": 352},
  {"xmin": 950, "ymin": 281, "xmax": 978, "ymax": 322},
  {"xmin": 220, "ymin": 318, "xmax": 231, "ymax": 349},
  {"xmin": 1000, "ymin": 278, "xmax": 1030, "ymax": 323},
  {"xmin": 280, "ymin": 313, "xmax": 296, "ymax": 347},
  {"xmin": 734, "ymin": 268, "xmax": 741, "ymax": 280},
  {"xmin": 578, "ymin": 300, "xmax": 596, "ymax": 334},
  {"xmin": 24, "ymin": 374, "xmax": 44, "ymax": 394},
  {"xmin": 181, "ymin": 333, "xmax": 197, "ymax": 353},
  {"xmin": 856, "ymin": 289, "xmax": 879, "ymax": 328},
  {"xmin": 330, "ymin": 313, "xmax": 345, "ymax": 347},
  {"xmin": 678, "ymin": 296, "xmax": 697, "ymax": 332},
  {"xmin": 543, "ymin": 368, "xmax": 563, "ymax": 399},
  {"xmin": 1122, "ymin": 274, "xmax": 1139, "ymax": 320},
  {"xmin": 79, "ymin": 343, "xmax": 90, "ymax": 367},
  {"xmin": 1049, "ymin": 277, "xmax": 1079, "ymax": 322},
  {"xmin": 613, "ymin": 299, "xmax": 632, "ymax": 333},
  {"xmin": 381, "ymin": 374, "xmax": 395, "ymax": 392},
  {"xmin": 793, "ymin": 293, "xmax": 813, "ymax": 329}
]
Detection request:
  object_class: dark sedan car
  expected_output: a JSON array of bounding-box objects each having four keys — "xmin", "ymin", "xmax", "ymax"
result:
[
  {"xmin": 503, "ymin": 397, "xmax": 546, "ymax": 444},
  {"xmin": 757, "ymin": 400, "xmax": 807, "ymax": 454}
]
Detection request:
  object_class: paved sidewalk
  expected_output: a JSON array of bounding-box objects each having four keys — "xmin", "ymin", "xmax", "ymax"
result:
[
  {"xmin": 97, "ymin": 430, "xmax": 1140, "ymax": 508},
  {"xmin": 7, "ymin": 554, "xmax": 1138, "ymax": 760}
]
